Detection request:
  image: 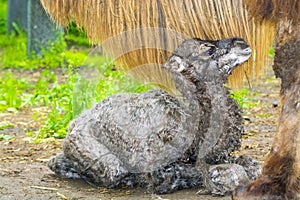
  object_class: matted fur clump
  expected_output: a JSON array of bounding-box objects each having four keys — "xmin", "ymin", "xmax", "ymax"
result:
[{"xmin": 40, "ymin": 0, "xmax": 275, "ymax": 87}]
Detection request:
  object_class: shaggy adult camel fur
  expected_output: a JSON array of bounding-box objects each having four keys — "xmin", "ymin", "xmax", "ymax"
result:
[
  {"xmin": 40, "ymin": 0, "xmax": 300, "ymax": 199},
  {"xmin": 235, "ymin": 1, "xmax": 300, "ymax": 199}
]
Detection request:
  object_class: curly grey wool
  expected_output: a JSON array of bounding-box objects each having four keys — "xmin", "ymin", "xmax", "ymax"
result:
[{"xmin": 48, "ymin": 37, "xmax": 261, "ymax": 195}]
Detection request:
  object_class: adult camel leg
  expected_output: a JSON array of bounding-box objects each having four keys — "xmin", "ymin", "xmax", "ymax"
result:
[{"xmin": 235, "ymin": 22, "xmax": 300, "ymax": 200}]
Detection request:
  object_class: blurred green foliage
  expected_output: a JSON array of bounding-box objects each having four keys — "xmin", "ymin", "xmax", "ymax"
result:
[
  {"xmin": 231, "ymin": 88, "xmax": 259, "ymax": 109},
  {"xmin": 65, "ymin": 21, "xmax": 90, "ymax": 46},
  {"xmin": 0, "ymin": 0, "xmax": 7, "ymax": 34},
  {"xmin": 0, "ymin": 26, "xmax": 88, "ymax": 69},
  {"xmin": 0, "ymin": 0, "xmax": 151, "ymax": 141}
]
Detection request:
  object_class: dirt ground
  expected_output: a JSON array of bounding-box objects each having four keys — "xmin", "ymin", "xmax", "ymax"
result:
[{"xmin": 0, "ymin": 71, "xmax": 280, "ymax": 200}]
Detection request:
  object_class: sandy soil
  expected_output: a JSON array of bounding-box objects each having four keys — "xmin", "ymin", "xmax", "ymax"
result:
[{"xmin": 0, "ymin": 71, "xmax": 280, "ymax": 200}]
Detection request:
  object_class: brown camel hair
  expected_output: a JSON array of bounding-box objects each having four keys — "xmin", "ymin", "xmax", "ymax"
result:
[
  {"xmin": 40, "ymin": 0, "xmax": 300, "ymax": 199},
  {"xmin": 236, "ymin": 1, "xmax": 300, "ymax": 199},
  {"xmin": 39, "ymin": 0, "xmax": 275, "ymax": 89}
]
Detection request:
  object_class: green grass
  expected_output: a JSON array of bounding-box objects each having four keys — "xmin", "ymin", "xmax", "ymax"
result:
[
  {"xmin": 0, "ymin": 122, "xmax": 14, "ymax": 141},
  {"xmin": 0, "ymin": 65, "xmax": 151, "ymax": 141},
  {"xmin": 231, "ymin": 88, "xmax": 259, "ymax": 109},
  {"xmin": 0, "ymin": 122, "xmax": 14, "ymax": 130},
  {"xmin": 0, "ymin": 73, "xmax": 30, "ymax": 111},
  {"xmin": 0, "ymin": 134, "xmax": 13, "ymax": 141}
]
